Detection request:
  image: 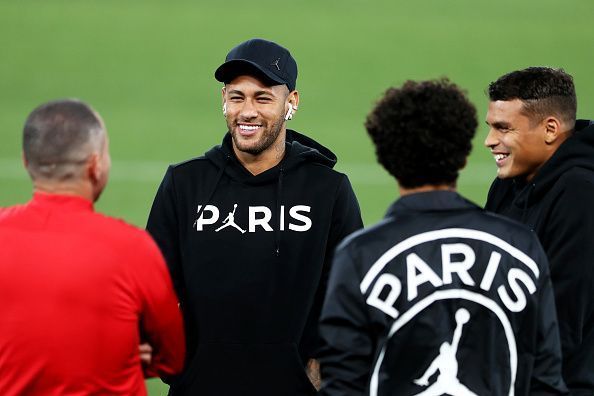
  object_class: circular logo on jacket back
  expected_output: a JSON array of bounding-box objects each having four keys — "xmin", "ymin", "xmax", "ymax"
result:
[{"xmin": 359, "ymin": 228, "xmax": 540, "ymax": 396}]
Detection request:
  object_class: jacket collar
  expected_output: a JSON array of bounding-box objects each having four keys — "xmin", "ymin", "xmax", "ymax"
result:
[
  {"xmin": 386, "ymin": 190, "xmax": 479, "ymax": 218},
  {"xmin": 31, "ymin": 192, "xmax": 94, "ymax": 212}
]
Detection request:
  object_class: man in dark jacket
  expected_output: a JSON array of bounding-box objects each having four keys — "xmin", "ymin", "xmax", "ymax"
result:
[
  {"xmin": 146, "ymin": 38, "xmax": 363, "ymax": 396},
  {"xmin": 319, "ymin": 79, "xmax": 567, "ymax": 395},
  {"xmin": 484, "ymin": 67, "xmax": 594, "ymax": 395}
]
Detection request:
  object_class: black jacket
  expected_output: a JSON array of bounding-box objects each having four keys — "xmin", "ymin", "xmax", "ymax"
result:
[
  {"xmin": 147, "ymin": 130, "xmax": 363, "ymax": 396},
  {"xmin": 319, "ymin": 191, "xmax": 567, "ymax": 396},
  {"xmin": 486, "ymin": 120, "xmax": 594, "ymax": 395}
]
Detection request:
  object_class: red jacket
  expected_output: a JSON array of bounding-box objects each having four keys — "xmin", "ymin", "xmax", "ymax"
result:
[{"xmin": 0, "ymin": 193, "xmax": 185, "ymax": 395}]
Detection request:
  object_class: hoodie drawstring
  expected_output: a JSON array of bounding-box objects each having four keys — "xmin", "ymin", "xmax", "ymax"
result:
[
  {"xmin": 275, "ymin": 167, "xmax": 284, "ymax": 256},
  {"xmin": 194, "ymin": 155, "xmax": 229, "ymax": 228}
]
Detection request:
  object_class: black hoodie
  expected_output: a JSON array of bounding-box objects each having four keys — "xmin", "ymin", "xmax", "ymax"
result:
[
  {"xmin": 147, "ymin": 130, "xmax": 363, "ymax": 396},
  {"xmin": 486, "ymin": 120, "xmax": 594, "ymax": 395}
]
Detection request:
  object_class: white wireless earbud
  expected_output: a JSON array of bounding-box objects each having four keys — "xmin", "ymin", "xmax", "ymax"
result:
[
  {"xmin": 223, "ymin": 103, "xmax": 227, "ymax": 116},
  {"xmin": 285, "ymin": 104, "xmax": 294, "ymax": 121}
]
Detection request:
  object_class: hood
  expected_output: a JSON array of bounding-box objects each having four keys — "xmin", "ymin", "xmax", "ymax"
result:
[
  {"xmin": 514, "ymin": 119, "xmax": 594, "ymax": 207},
  {"xmin": 204, "ymin": 129, "xmax": 337, "ymax": 185}
]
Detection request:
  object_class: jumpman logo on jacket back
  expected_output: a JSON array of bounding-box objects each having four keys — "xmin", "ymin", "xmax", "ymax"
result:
[{"xmin": 413, "ymin": 308, "xmax": 477, "ymax": 396}]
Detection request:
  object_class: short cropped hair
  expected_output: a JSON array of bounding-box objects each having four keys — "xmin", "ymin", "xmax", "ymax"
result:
[
  {"xmin": 365, "ymin": 79, "xmax": 477, "ymax": 188},
  {"xmin": 23, "ymin": 99, "xmax": 104, "ymax": 181},
  {"xmin": 488, "ymin": 67, "xmax": 576, "ymax": 127}
]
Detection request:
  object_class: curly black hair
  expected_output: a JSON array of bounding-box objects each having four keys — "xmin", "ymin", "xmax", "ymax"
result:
[
  {"xmin": 365, "ymin": 79, "xmax": 477, "ymax": 188},
  {"xmin": 488, "ymin": 67, "xmax": 576, "ymax": 125}
]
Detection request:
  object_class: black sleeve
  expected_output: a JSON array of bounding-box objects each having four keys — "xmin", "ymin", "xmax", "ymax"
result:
[
  {"xmin": 530, "ymin": 238, "xmax": 569, "ymax": 395},
  {"xmin": 300, "ymin": 175, "xmax": 363, "ymax": 360},
  {"xmin": 541, "ymin": 179, "xmax": 594, "ymax": 391},
  {"xmin": 326, "ymin": 175, "xmax": 364, "ymax": 251},
  {"xmin": 319, "ymin": 242, "xmax": 373, "ymax": 396},
  {"xmin": 146, "ymin": 166, "xmax": 185, "ymax": 302}
]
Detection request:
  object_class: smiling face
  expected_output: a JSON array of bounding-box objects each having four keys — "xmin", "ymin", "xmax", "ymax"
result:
[
  {"xmin": 223, "ymin": 75, "xmax": 297, "ymax": 160},
  {"xmin": 484, "ymin": 99, "xmax": 552, "ymax": 182}
]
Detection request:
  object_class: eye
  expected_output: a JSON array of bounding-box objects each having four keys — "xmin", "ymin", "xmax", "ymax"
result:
[
  {"xmin": 229, "ymin": 96, "xmax": 243, "ymax": 102},
  {"xmin": 257, "ymin": 97, "xmax": 273, "ymax": 103}
]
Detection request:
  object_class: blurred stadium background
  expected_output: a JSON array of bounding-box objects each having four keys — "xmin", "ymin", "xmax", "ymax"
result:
[{"xmin": 1, "ymin": 0, "xmax": 592, "ymax": 394}]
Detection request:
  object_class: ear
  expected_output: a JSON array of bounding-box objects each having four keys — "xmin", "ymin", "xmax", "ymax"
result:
[
  {"xmin": 286, "ymin": 90, "xmax": 300, "ymax": 120},
  {"xmin": 543, "ymin": 116, "xmax": 563, "ymax": 145},
  {"xmin": 288, "ymin": 90, "xmax": 300, "ymax": 111},
  {"xmin": 21, "ymin": 152, "xmax": 28, "ymax": 168},
  {"xmin": 86, "ymin": 153, "xmax": 102, "ymax": 184}
]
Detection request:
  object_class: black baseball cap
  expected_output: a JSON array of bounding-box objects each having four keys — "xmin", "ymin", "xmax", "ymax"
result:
[{"xmin": 215, "ymin": 38, "xmax": 298, "ymax": 92}]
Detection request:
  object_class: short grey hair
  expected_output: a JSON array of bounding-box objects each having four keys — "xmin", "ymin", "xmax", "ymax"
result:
[{"xmin": 23, "ymin": 99, "xmax": 105, "ymax": 181}]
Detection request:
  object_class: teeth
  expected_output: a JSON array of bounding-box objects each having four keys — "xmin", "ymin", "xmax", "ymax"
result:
[
  {"xmin": 239, "ymin": 124, "xmax": 260, "ymax": 131},
  {"xmin": 495, "ymin": 154, "xmax": 508, "ymax": 161}
]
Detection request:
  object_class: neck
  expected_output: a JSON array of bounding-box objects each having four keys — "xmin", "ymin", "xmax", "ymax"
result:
[
  {"xmin": 233, "ymin": 132, "xmax": 287, "ymax": 176},
  {"xmin": 32, "ymin": 180, "xmax": 95, "ymax": 202},
  {"xmin": 398, "ymin": 183, "xmax": 455, "ymax": 197}
]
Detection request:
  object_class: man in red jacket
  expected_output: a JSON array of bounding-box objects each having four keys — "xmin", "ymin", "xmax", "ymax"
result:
[{"xmin": 0, "ymin": 99, "xmax": 185, "ymax": 395}]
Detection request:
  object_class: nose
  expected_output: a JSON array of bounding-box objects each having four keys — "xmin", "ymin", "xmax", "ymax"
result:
[
  {"xmin": 484, "ymin": 127, "xmax": 498, "ymax": 149},
  {"xmin": 239, "ymin": 100, "xmax": 258, "ymax": 120}
]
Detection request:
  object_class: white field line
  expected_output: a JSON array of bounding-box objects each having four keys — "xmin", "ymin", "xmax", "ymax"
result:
[{"xmin": 0, "ymin": 158, "xmax": 496, "ymax": 185}]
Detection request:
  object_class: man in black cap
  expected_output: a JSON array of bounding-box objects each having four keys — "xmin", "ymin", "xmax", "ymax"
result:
[{"xmin": 147, "ymin": 38, "xmax": 363, "ymax": 396}]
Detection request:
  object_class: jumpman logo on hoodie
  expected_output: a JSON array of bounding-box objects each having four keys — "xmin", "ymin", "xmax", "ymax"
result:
[{"xmin": 215, "ymin": 204, "xmax": 246, "ymax": 234}]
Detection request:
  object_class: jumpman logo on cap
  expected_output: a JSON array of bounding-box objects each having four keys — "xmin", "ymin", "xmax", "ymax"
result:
[{"xmin": 271, "ymin": 58, "xmax": 280, "ymax": 71}]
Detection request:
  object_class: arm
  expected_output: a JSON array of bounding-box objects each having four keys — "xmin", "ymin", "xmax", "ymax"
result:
[
  {"xmin": 135, "ymin": 234, "xmax": 185, "ymax": 378},
  {"xmin": 530, "ymin": 238, "xmax": 568, "ymax": 395},
  {"xmin": 146, "ymin": 166, "xmax": 185, "ymax": 301},
  {"xmin": 541, "ymin": 179, "xmax": 594, "ymax": 391},
  {"xmin": 319, "ymin": 244, "xmax": 373, "ymax": 396},
  {"xmin": 414, "ymin": 356, "xmax": 440, "ymax": 386},
  {"xmin": 300, "ymin": 175, "xmax": 364, "ymax": 361}
]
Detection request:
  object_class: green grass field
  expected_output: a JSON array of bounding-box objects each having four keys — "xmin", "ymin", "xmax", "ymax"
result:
[{"xmin": 1, "ymin": 1, "xmax": 593, "ymax": 394}]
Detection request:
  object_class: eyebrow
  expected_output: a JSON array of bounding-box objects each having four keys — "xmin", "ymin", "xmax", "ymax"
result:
[
  {"xmin": 227, "ymin": 90, "xmax": 244, "ymax": 96},
  {"xmin": 227, "ymin": 89, "xmax": 276, "ymax": 97},
  {"xmin": 486, "ymin": 120, "xmax": 511, "ymax": 129}
]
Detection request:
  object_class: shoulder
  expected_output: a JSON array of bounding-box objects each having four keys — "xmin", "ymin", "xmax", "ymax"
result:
[
  {"xmin": 336, "ymin": 217, "xmax": 393, "ymax": 253},
  {"xmin": 0, "ymin": 204, "xmax": 26, "ymax": 223},
  {"xmin": 305, "ymin": 164, "xmax": 353, "ymax": 188},
  {"xmin": 556, "ymin": 167, "xmax": 594, "ymax": 192},
  {"xmin": 543, "ymin": 168, "xmax": 594, "ymax": 211},
  {"xmin": 480, "ymin": 209, "xmax": 534, "ymax": 234},
  {"xmin": 304, "ymin": 161, "xmax": 346, "ymax": 177},
  {"xmin": 341, "ymin": 210, "xmax": 541, "ymax": 255},
  {"xmin": 170, "ymin": 155, "xmax": 209, "ymax": 170},
  {"xmin": 291, "ymin": 163, "xmax": 355, "ymax": 200},
  {"xmin": 169, "ymin": 156, "xmax": 212, "ymax": 177},
  {"xmin": 478, "ymin": 211, "xmax": 545, "ymax": 254},
  {"xmin": 157, "ymin": 156, "xmax": 216, "ymax": 190},
  {"xmin": 543, "ymin": 168, "xmax": 594, "ymax": 223},
  {"xmin": 90, "ymin": 212, "xmax": 160, "ymax": 253}
]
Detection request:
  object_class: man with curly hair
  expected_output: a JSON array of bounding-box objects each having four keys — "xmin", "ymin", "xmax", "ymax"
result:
[
  {"xmin": 485, "ymin": 67, "xmax": 594, "ymax": 394},
  {"xmin": 318, "ymin": 79, "xmax": 567, "ymax": 395}
]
